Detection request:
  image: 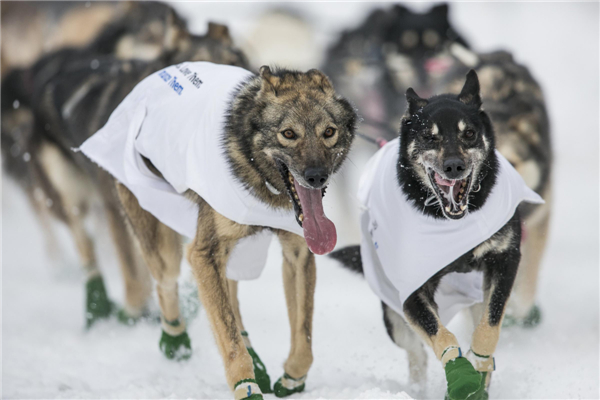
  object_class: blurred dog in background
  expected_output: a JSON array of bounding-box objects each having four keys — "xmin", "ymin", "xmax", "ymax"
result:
[{"xmin": 1, "ymin": 1, "xmax": 248, "ymax": 327}]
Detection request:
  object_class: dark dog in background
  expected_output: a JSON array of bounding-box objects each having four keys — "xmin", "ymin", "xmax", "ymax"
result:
[
  {"xmin": 1, "ymin": 0, "xmax": 248, "ymax": 327},
  {"xmin": 322, "ymin": 3, "xmax": 469, "ymax": 139}
]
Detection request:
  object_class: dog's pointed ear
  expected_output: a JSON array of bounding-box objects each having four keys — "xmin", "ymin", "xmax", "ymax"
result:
[
  {"xmin": 259, "ymin": 66, "xmax": 280, "ymax": 96},
  {"xmin": 406, "ymin": 88, "xmax": 428, "ymax": 114},
  {"xmin": 207, "ymin": 22, "xmax": 232, "ymax": 46},
  {"xmin": 458, "ymin": 69, "xmax": 482, "ymax": 109},
  {"xmin": 306, "ymin": 69, "xmax": 334, "ymax": 94},
  {"xmin": 430, "ymin": 3, "xmax": 449, "ymax": 18},
  {"xmin": 393, "ymin": 4, "xmax": 410, "ymax": 16}
]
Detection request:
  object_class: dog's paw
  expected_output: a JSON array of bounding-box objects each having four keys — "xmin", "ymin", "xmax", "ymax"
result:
[
  {"xmin": 85, "ymin": 275, "xmax": 113, "ymax": 328},
  {"xmin": 273, "ymin": 373, "xmax": 306, "ymax": 398},
  {"xmin": 246, "ymin": 347, "xmax": 272, "ymax": 393},
  {"xmin": 444, "ymin": 357, "xmax": 482, "ymax": 400},
  {"xmin": 234, "ymin": 379, "xmax": 263, "ymax": 400},
  {"xmin": 116, "ymin": 307, "xmax": 161, "ymax": 326},
  {"xmin": 159, "ymin": 330, "xmax": 192, "ymax": 360},
  {"xmin": 503, "ymin": 304, "xmax": 542, "ymax": 328}
]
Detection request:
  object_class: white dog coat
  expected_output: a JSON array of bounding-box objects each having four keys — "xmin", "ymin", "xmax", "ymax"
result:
[
  {"xmin": 358, "ymin": 139, "xmax": 544, "ymax": 324},
  {"xmin": 79, "ymin": 62, "xmax": 304, "ymax": 281}
]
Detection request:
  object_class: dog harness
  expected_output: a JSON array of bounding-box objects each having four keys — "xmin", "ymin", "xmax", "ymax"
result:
[
  {"xmin": 358, "ymin": 138, "xmax": 544, "ymax": 324},
  {"xmin": 79, "ymin": 62, "xmax": 304, "ymax": 281}
]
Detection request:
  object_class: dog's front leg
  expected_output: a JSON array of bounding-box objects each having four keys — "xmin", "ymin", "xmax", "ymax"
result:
[
  {"xmin": 274, "ymin": 230, "xmax": 316, "ymax": 397},
  {"xmin": 469, "ymin": 232, "xmax": 521, "ymax": 388},
  {"xmin": 187, "ymin": 207, "xmax": 260, "ymax": 399},
  {"xmin": 403, "ymin": 285, "xmax": 482, "ymax": 400}
]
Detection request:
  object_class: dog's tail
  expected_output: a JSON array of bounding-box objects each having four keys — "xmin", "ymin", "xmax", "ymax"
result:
[{"xmin": 329, "ymin": 245, "xmax": 364, "ymax": 275}]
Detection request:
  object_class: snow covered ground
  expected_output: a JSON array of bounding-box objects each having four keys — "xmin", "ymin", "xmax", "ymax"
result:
[{"xmin": 2, "ymin": 2, "xmax": 599, "ymax": 399}]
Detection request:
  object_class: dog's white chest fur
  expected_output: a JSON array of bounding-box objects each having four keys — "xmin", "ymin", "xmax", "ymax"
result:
[{"xmin": 358, "ymin": 139, "xmax": 543, "ymax": 324}]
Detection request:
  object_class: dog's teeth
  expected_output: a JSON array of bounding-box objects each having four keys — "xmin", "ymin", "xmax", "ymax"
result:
[
  {"xmin": 294, "ymin": 194, "xmax": 299, "ymax": 200},
  {"xmin": 445, "ymin": 206, "xmax": 450, "ymax": 212},
  {"xmin": 299, "ymin": 214, "xmax": 304, "ymax": 222},
  {"xmin": 460, "ymin": 204, "xmax": 467, "ymax": 211}
]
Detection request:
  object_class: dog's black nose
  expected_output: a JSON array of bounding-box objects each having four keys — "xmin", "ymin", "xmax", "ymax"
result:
[
  {"xmin": 443, "ymin": 157, "xmax": 466, "ymax": 179},
  {"xmin": 304, "ymin": 167, "xmax": 328, "ymax": 188}
]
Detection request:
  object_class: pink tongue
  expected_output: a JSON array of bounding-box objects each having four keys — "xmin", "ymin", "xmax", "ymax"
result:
[
  {"xmin": 294, "ymin": 181, "xmax": 337, "ymax": 255},
  {"xmin": 435, "ymin": 172, "xmax": 456, "ymax": 187}
]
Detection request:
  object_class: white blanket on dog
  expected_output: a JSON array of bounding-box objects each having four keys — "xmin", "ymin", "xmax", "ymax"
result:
[
  {"xmin": 358, "ymin": 139, "xmax": 544, "ymax": 324},
  {"xmin": 79, "ymin": 62, "xmax": 304, "ymax": 281}
]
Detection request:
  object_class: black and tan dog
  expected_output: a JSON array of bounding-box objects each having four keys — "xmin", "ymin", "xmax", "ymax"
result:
[
  {"xmin": 432, "ymin": 48, "xmax": 552, "ymax": 326},
  {"xmin": 25, "ymin": 55, "xmax": 356, "ymax": 398},
  {"xmin": 331, "ymin": 71, "xmax": 542, "ymax": 399},
  {"xmin": 324, "ymin": 3, "xmax": 551, "ymax": 326}
]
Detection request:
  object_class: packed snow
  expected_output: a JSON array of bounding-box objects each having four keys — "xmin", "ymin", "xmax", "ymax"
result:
[{"xmin": 2, "ymin": 2, "xmax": 598, "ymax": 399}]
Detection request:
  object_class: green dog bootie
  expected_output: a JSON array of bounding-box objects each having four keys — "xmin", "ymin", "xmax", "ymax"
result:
[
  {"xmin": 85, "ymin": 275, "xmax": 113, "ymax": 328},
  {"xmin": 116, "ymin": 307, "xmax": 161, "ymax": 326},
  {"xmin": 445, "ymin": 357, "xmax": 483, "ymax": 400},
  {"xmin": 233, "ymin": 378, "xmax": 263, "ymax": 400},
  {"xmin": 159, "ymin": 330, "xmax": 192, "ymax": 361},
  {"xmin": 522, "ymin": 304, "xmax": 542, "ymax": 327},
  {"xmin": 503, "ymin": 304, "xmax": 542, "ymax": 328},
  {"xmin": 274, "ymin": 373, "xmax": 306, "ymax": 398},
  {"xmin": 117, "ymin": 308, "xmax": 140, "ymax": 326},
  {"xmin": 470, "ymin": 372, "xmax": 490, "ymax": 400},
  {"xmin": 241, "ymin": 331, "xmax": 272, "ymax": 393}
]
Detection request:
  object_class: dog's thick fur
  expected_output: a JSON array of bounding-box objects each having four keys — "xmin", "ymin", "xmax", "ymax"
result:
[
  {"xmin": 1, "ymin": 1, "xmax": 190, "ymax": 77},
  {"xmin": 331, "ymin": 71, "xmax": 521, "ymax": 391},
  {"xmin": 1, "ymin": 13, "xmax": 249, "ymax": 319},
  {"xmin": 23, "ymin": 53, "xmax": 356, "ymax": 393},
  {"xmin": 322, "ymin": 3, "xmax": 469, "ymax": 138}
]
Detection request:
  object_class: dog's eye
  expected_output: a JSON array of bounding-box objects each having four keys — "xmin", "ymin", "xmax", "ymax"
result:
[
  {"xmin": 324, "ymin": 127, "xmax": 336, "ymax": 138},
  {"xmin": 282, "ymin": 129, "xmax": 296, "ymax": 140},
  {"xmin": 464, "ymin": 129, "xmax": 476, "ymax": 139}
]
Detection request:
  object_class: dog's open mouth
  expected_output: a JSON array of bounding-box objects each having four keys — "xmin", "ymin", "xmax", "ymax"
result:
[
  {"xmin": 427, "ymin": 169, "xmax": 473, "ymax": 220},
  {"xmin": 276, "ymin": 161, "xmax": 337, "ymax": 255}
]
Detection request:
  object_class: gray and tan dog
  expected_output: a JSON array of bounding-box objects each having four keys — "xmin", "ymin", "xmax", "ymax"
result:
[{"xmin": 23, "ymin": 57, "xmax": 356, "ymax": 398}]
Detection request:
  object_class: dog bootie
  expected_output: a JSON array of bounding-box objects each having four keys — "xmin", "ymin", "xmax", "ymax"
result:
[
  {"xmin": 234, "ymin": 379, "xmax": 263, "ymax": 400},
  {"xmin": 116, "ymin": 307, "xmax": 160, "ymax": 326},
  {"xmin": 159, "ymin": 323, "xmax": 192, "ymax": 361},
  {"xmin": 85, "ymin": 275, "xmax": 112, "ymax": 328},
  {"xmin": 503, "ymin": 304, "xmax": 542, "ymax": 328},
  {"xmin": 464, "ymin": 349, "xmax": 495, "ymax": 400},
  {"xmin": 444, "ymin": 356, "xmax": 482, "ymax": 400},
  {"xmin": 274, "ymin": 373, "xmax": 306, "ymax": 398},
  {"xmin": 241, "ymin": 331, "xmax": 272, "ymax": 393}
]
